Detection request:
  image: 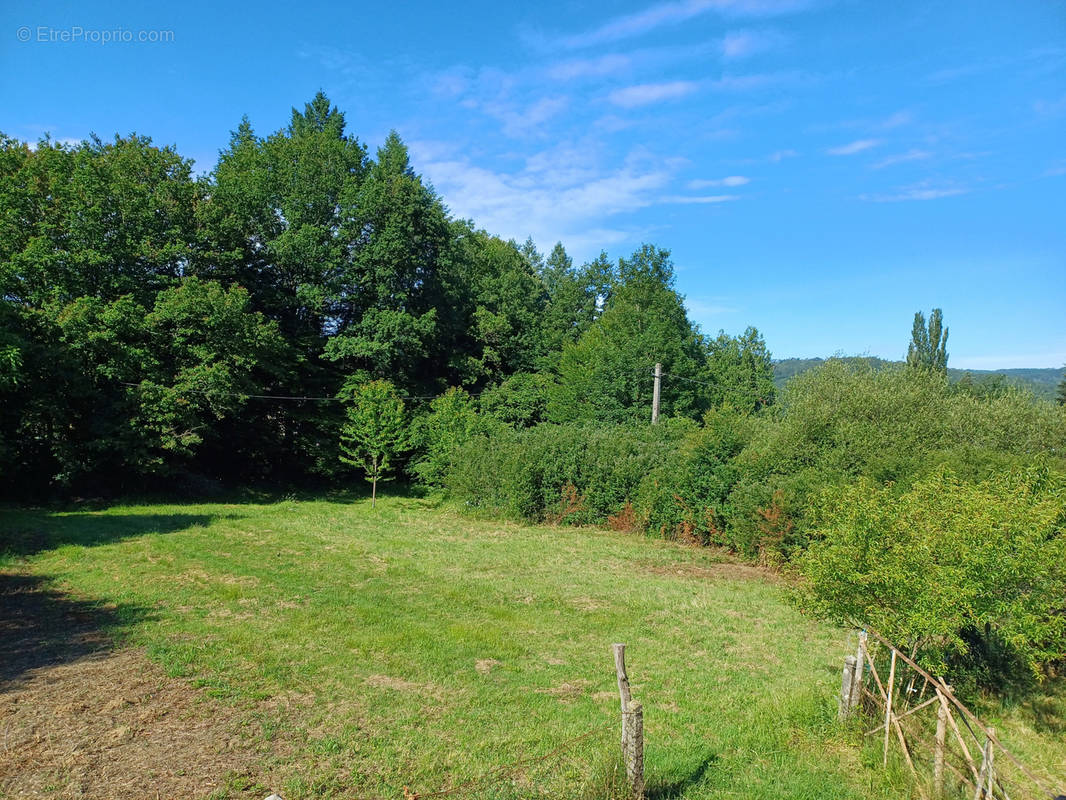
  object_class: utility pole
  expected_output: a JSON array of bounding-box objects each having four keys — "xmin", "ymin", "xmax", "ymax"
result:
[{"xmin": 651, "ymin": 362, "xmax": 661, "ymax": 425}]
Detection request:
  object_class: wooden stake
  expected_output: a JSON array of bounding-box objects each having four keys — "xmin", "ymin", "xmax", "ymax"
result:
[
  {"xmin": 612, "ymin": 644, "xmax": 644, "ymax": 799},
  {"xmin": 864, "ymin": 694, "xmax": 939, "ymax": 736},
  {"xmin": 839, "ymin": 655, "xmax": 857, "ymax": 720},
  {"xmin": 973, "ymin": 734, "xmax": 991, "ymax": 800},
  {"xmin": 934, "ymin": 687, "xmax": 948, "ymax": 798},
  {"xmin": 985, "ymin": 728, "xmax": 995, "ymax": 800},
  {"xmin": 863, "ymin": 629, "xmax": 1055, "ymax": 799},
  {"xmin": 624, "ymin": 701, "xmax": 645, "ymax": 799},
  {"xmin": 893, "ymin": 715, "xmax": 928, "ymax": 800},
  {"xmin": 884, "ymin": 649, "xmax": 897, "ymax": 767},
  {"xmin": 942, "ymin": 694, "xmax": 981, "ymax": 785},
  {"xmin": 851, "ymin": 632, "xmax": 867, "ymax": 711}
]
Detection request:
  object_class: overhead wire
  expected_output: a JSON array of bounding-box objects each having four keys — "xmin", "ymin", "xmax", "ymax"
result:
[{"xmin": 117, "ymin": 365, "xmax": 714, "ymax": 404}]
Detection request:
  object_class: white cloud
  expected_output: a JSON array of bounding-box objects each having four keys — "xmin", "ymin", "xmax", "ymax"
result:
[
  {"xmin": 686, "ymin": 298, "xmax": 741, "ymax": 317},
  {"xmin": 688, "ymin": 175, "xmax": 750, "ymax": 188},
  {"xmin": 878, "ymin": 110, "xmax": 913, "ymax": 129},
  {"xmin": 721, "ymin": 29, "xmax": 782, "ymax": 60},
  {"xmin": 410, "ymin": 141, "xmax": 675, "ymax": 259},
  {"xmin": 484, "ymin": 96, "xmax": 570, "ymax": 137},
  {"xmin": 546, "ymin": 54, "xmax": 632, "ymax": 81},
  {"xmin": 1033, "ymin": 94, "xmax": 1066, "ymax": 117},
  {"xmin": 859, "ymin": 181, "xmax": 967, "ymax": 202},
  {"xmin": 660, "ymin": 194, "xmax": 740, "ymax": 203},
  {"xmin": 827, "ymin": 138, "xmax": 881, "ymax": 155},
  {"xmin": 710, "ymin": 71, "xmax": 803, "ymax": 91},
  {"xmin": 766, "ymin": 148, "xmax": 798, "ymax": 162},
  {"xmin": 871, "ymin": 149, "xmax": 932, "ymax": 169},
  {"xmin": 553, "ymin": 0, "xmax": 814, "ymax": 50},
  {"xmin": 1043, "ymin": 160, "xmax": 1066, "ymax": 177},
  {"xmin": 608, "ymin": 80, "xmax": 700, "ymax": 108}
]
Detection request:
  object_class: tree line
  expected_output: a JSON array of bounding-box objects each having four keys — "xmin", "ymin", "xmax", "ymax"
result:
[{"xmin": 0, "ymin": 92, "xmax": 773, "ymax": 497}]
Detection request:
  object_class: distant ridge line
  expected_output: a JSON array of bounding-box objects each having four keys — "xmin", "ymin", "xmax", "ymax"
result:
[{"xmin": 771, "ymin": 357, "xmax": 1062, "ymax": 399}]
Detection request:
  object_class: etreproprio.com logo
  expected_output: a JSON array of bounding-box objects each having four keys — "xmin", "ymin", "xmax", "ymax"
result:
[{"xmin": 16, "ymin": 25, "xmax": 175, "ymax": 44}]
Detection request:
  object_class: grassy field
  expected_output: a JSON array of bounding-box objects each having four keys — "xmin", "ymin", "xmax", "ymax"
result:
[{"xmin": 1, "ymin": 494, "xmax": 1062, "ymax": 799}]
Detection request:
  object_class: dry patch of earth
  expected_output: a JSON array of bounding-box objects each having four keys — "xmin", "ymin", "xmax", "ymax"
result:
[{"xmin": 0, "ymin": 573, "xmax": 280, "ymax": 800}]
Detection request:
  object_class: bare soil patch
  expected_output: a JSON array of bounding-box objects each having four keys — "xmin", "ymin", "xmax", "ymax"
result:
[
  {"xmin": 0, "ymin": 573, "xmax": 277, "ymax": 800},
  {"xmin": 641, "ymin": 558, "xmax": 777, "ymax": 582}
]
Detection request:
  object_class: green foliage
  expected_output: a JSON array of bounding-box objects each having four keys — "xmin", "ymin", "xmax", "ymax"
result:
[
  {"xmin": 703, "ymin": 327, "xmax": 775, "ymax": 413},
  {"xmin": 2, "ymin": 134, "xmax": 198, "ymax": 307},
  {"xmin": 774, "ymin": 357, "xmax": 1063, "ymax": 400},
  {"xmin": 445, "ymin": 421, "xmax": 693, "ymax": 524},
  {"xmin": 906, "ymin": 308, "xmax": 949, "ymax": 374},
  {"xmin": 478, "ymin": 372, "xmax": 552, "ymax": 428},
  {"xmin": 449, "ymin": 227, "xmax": 549, "ymax": 381},
  {"xmin": 548, "ymin": 245, "xmax": 708, "ymax": 424},
  {"xmin": 795, "ymin": 466, "xmax": 1066, "ymax": 688},
  {"xmin": 724, "ymin": 361, "xmax": 1066, "ymax": 558},
  {"xmin": 411, "ymin": 387, "xmax": 486, "ymax": 487},
  {"xmin": 339, "ymin": 379, "xmax": 409, "ymax": 504},
  {"xmin": 635, "ymin": 406, "xmax": 755, "ymax": 544},
  {"xmin": 324, "ymin": 132, "xmax": 452, "ymax": 388},
  {"xmin": 48, "ymin": 278, "xmax": 284, "ymax": 480}
]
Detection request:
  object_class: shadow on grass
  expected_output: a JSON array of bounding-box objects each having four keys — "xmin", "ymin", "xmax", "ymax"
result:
[
  {"xmin": 0, "ymin": 572, "xmax": 151, "ymax": 686},
  {"xmin": 1020, "ymin": 678, "xmax": 1066, "ymax": 736},
  {"xmin": 645, "ymin": 750, "xmax": 718, "ymax": 800},
  {"xmin": 0, "ymin": 511, "xmax": 223, "ymax": 557}
]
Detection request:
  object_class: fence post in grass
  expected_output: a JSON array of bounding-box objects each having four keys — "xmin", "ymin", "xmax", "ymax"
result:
[
  {"xmin": 850, "ymin": 631, "xmax": 867, "ymax": 711},
  {"xmin": 613, "ymin": 643, "xmax": 644, "ymax": 799},
  {"xmin": 883, "ymin": 648, "xmax": 897, "ymax": 767},
  {"xmin": 625, "ymin": 701, "xmax": 645, "ymax": 799},
  {"xmin": 934, "ymin": 685, "xmax": 949, "ymax": 797},
  {"xmin": 838, "ymin": 655, "xmax": 858, "ymax": 720},
  {"xmin": 973, "ymin": 729, "xmax": 993, "ymax": 800}
]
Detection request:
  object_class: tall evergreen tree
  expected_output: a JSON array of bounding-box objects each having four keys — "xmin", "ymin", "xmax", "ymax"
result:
[
  {"xmin": 548, "ymin": 245, "xmax": 707, "ymax": 423},
  {"xmin": 906, "ymin": 308, "xmax": 949, "ymax": 374},
  {"xmin": 324, "ymin": 131, "xmax": 453, "ymax": 390}
]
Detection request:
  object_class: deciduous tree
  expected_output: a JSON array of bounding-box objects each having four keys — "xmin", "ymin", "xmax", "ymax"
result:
[{"xmin": 339, "ymin": 379, "xmax": 409, "ymax": 506}]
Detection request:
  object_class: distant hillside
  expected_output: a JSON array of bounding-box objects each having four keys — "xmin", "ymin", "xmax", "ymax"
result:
[{"xmin": 773, "ymin": 357, "xmax": 1063, "ymax": 400}]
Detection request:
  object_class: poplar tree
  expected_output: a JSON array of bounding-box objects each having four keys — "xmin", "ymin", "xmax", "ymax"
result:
[{"xmin": 906, "ymin": 308, "xmax": 949, "ymax": 374}]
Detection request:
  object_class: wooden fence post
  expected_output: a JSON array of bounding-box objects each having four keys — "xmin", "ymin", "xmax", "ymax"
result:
[
  {"xmin": 972, "ymin": 728, "xmax": 995, "ymax": 800},
  {"xmin": 613, "ymin": 643, "xmax": 644, "ymax": 799},
  {"xmin": 625, "ymin": 702, "xmax": 645, "ymax": 799},
  {"xmin": 934, "ymin": 686, "xmax": 948, "ymax": 797},
  {"xmin": 883, "ymin": 648, "xmax": 897, "ymax": 767},
  {"xmin": 839, "ymin": 655, "xmax": 857, "ymax": 720},
  {"xmin": 851, "ymin": 632, "xmax": 867, "ymax": 710}
]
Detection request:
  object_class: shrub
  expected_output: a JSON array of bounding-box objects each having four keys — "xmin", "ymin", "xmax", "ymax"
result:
[
  {"xmin": 444, "ymin": 420, "xmax": 693, "ymax": 524},
  {"xmin": 410, "ymin": 387, "xmax": 493, "ymax": 488},
  {"xmin": 635, "ymin": 405, "xmax": 753, "ymax": 545},
  {"xmin": 478, "ymin": 372, "xmax": 552, "ymax": 428},
  {"xmin": 794, "ymin": 465, "xmax": 1066, "ymax": 690},
  {"xmin": 724, "ymin": 360, "xmax": 1066, "ymax": 560}
]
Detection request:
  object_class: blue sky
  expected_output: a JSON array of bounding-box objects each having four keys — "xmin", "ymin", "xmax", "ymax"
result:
[{"xmin": 3, "ymin": 0, "xmax": 1064, "ymax": 368}]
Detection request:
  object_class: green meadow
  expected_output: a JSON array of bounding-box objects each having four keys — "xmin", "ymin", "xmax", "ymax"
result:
[{"xmin": 2, "ymin": 496, "xmax": 1061, "ymax": 799}]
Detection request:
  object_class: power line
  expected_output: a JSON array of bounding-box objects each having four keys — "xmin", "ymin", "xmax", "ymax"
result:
[
  {"xmin": 115, "ymin": 364, "xmax": 718, "ymax": 406},
  {"xmin": 658, "ymin": 371, "xmax": 718, "ymax": 389},
  {"xmin": 119, "ymin": 381, "xmax": 470, "ymax": 403}
]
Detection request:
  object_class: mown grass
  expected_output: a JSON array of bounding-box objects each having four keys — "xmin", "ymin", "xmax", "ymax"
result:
[{"xmin": 1, "ymin": 494, "xmax": 1061, "ymax": 798}]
